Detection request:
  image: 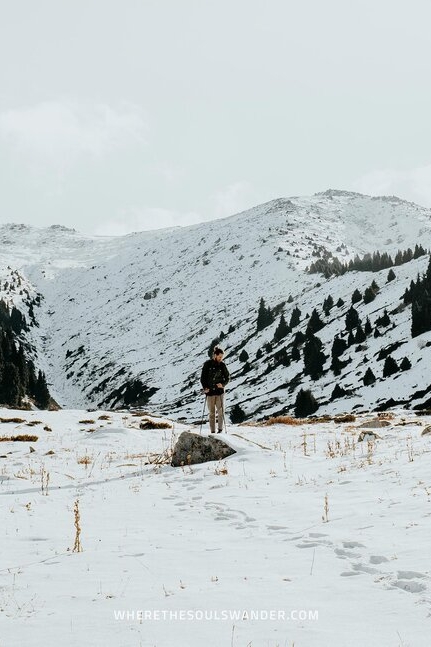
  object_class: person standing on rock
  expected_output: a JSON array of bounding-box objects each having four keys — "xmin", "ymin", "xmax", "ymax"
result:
[{"xmin": 200, "ymin": 346, "xmax": 230, "ymax": 433}]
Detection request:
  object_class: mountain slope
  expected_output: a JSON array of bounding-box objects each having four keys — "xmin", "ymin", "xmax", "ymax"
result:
[{"xmin": 1, "ymin": 189, "xmax": 431, "ymax": 419}]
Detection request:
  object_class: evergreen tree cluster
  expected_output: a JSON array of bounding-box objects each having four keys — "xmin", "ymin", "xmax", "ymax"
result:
[
  {"xmin": 303, "ymin": 331, "xmax": 326, "ymax": 380},
  {"xmin": 294, "ymin": 388, "xmax": 319, "ymax": 417},
  {"xmin": 309, "ymin": 245, "xmax": 427, "ymax": 278},
  {"xmin": 403, "ymin": 258, "xmax": 431, "ymax": 338},
  {"xmin": 362, "ymin": 356, "xmax": 411, "ymax": 385},
  {"xmin": 256, "ymin": 297, "xmax": 275, "ymax": 331},
  {"xmin": 0, "ymin": 300, "xmax": 50, "ymax": 408}
]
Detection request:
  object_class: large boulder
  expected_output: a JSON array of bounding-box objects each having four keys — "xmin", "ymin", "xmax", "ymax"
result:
[
  {"xmin": 357, "ymin": 430, "xmax": 381, "ymax": 442},
  {"xmin": 357, "ymin": 419, "xmax": 391, "ymax": 429},
  {"xmin": 171, "ymin": 431, "xmax": 236, "ymax": 467}
]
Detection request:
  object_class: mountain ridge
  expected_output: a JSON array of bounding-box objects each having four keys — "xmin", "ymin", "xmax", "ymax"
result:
[{"xmin": 1, "ymin": 189, "xmax": 431, "ymax": 419}]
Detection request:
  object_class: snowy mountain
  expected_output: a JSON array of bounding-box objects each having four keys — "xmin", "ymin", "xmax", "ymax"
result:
[{"xmin": 2, "ymin": 189, "xmax": 431, "ymax": 419}]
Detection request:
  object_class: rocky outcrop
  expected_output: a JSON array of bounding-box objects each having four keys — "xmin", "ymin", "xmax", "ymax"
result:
[
  {"xmin": 171, "ymin": 431, "xmax": 236, "ymax": 467},
  {"xmin": 357, "ymin": 419, "xmax": 391, "ymax": 429}
]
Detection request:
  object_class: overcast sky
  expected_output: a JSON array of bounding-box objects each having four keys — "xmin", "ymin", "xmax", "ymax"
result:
[{"xmin": 1, "ymin": 0, "xmax": 431, "ymax": 235}]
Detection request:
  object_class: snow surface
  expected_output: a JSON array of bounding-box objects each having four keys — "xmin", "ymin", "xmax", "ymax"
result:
[{"xmin": 1, "ymin": 407, "xmax": 431, "ymax": 646}]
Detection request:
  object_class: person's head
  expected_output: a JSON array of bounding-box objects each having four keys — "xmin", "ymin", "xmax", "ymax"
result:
[{"xmin": 213, "ymin": 346, "xmax": 224, "ymax": 362}]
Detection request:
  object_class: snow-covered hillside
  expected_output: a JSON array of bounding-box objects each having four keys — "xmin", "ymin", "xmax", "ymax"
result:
[
  {"xmin": 1, "ymin": 189, "xmax": 431, "ymax": 419},
  {"xmin": 1, "ymin": 408, "xmax": 431, "ymax": 646}
]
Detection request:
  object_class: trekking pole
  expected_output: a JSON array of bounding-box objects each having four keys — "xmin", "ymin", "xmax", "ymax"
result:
[
  {"xmin": 199, "ymin": 394, "xmax": 207, "ymax": 435},
  {"xmin": 219, "ymin": 394, "xmax": 228, "ymax": 433}
]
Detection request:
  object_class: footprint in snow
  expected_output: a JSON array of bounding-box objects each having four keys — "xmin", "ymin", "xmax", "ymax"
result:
[
  {"xmin": 352, "ymin": 563, "xmax": 380, "ymax": 575},
  {"xmin": 343, "ymin": 541, "xmax": 365, "ymax": 549},
  {"xmin": 397, "ymin": 570, "xmax": 426, "ymax": 580},
  {"xmin": 369, "ymin": 555, "xmax": 389, "ymax": 564},
  {"xmin": 334, "ymin": 548, "xmax": 362, "ymax": 559},
  {"xmin": 392, "ymin": 580, "xmax": 427, "ymax": 593}
]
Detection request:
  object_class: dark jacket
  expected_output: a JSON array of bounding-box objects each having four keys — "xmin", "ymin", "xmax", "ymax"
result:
[{"xmin": 201, "ymin": 359, "xmax": 230, "ymax": 396}]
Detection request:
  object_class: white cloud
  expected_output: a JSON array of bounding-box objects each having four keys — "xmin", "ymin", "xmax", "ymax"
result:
[
  {"xmin": 92, "ymin": 181, "xmax": 260, "ymax": 236},
  {"xmin": 0, "ymin": 101, "xmax": 147, "ymax": 162},
  {"xmin": 92, "ymin": 206, "xmax": 203, "ymax": 236},
  {"xmin": 210, "ymin": 181, "xmax": 257, "ymax": 220},
  {"xmin": 353, "ymin": 165, "xmax": 431, "ymax": 209}
]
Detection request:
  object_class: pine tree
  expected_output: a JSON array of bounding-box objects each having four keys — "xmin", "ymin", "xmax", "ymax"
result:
[
  {"xmin": 363, "ymin": 367, "xmax": 376, "ymax": 386},
  {"xmin": 303, "ymin": 333, "xmax": 326, "ymax": 380},
  {"xmin": 306, "ymin": 308, "xmax": 325, "ymax": 334},
  {"xmin": 363, "ymin": 286, "xmax": 377, "ymax": 304},
  {"xmin": 294, "ymin": 389, "xmax": 319, "ymax": 418},
  {"xmin": 273, "ymin": 314, "xmax": 290, "ymax": 342},
  {"xmin": 376, "ymin": 309, "xmax": 391, "ymax": 327},
  {"xmin": 387, "ymin": 268, "xmax": 396, "ymax": 282},
  {"xmin": 413, "ymin": 243, "xmax": 426, "ymax": 259},
  {"xmin": 351, "ymin": 288, "xmax": 362, "ymax": 304},
  {"xmin": 331, "ymin": 335, "xmax": 347, "ymax": 359},
  {"xmin": 345, "ymin": 306, "xmax": 360, "ymax": 331},
  {"xmin": 289, "ymin": 306, "xmax": 301, "ymax": 329},
  {"xmin": 274, "ymin": 347, "xmax": 290, "ymax": 367},
  {"xmin": 239, "ymin": 349, "xmax": 249, "ymax": 362},
  {"xmin": 400, "ymin": 356, "xmax": 412, "ymax": 371},
  {"xmin": 230, "ymin": 403, "xmax": 246, "ymax": 424},
  {"xmin": 411, "ymin": 259, "xmax": 431, "ymax": 338},
  {"xmin": 257, "ymin": 298, "xmax": 274, "ymax": 331},
  {"xmin": 2, "ymin": 363, "xmax": 22, "ymax": 407},
  {"xmin": 383, "ymin": 356, "xmax": 398, "ymax": 378},
  {"xmin": 34, "ymin": 370, "xmax": 50, "ymax": 409},
  {"xmin": 330, "ymin": 356, "xmax": 343, "ymax": 376},
  {"xmin": 323, "ymin": 295, "xmax": 334, "ymax": 311},
  {"xmin": 331, "ymin": 384, "xmax": 347, "ymax": 399},
  {"xmin": 364, "ymin": 317, "xmax": 372, "ymax": 336},
  {"xmin": 355, "ymin": 324, "xmax": 366, "ymax": 344}
]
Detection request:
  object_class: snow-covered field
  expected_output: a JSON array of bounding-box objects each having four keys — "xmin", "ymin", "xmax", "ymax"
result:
[{"xmin": 1, "ymin": 407, "xmax": 431, "ymax": 646}]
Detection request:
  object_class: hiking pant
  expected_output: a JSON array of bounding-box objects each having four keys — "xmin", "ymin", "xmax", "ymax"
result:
[{"xmin": 207, "ymin": 394, "xmax": 224, "ymax": 433}]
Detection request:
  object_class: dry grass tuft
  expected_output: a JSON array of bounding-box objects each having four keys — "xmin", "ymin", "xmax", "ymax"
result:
[
  {"xmin": 262, "ymin": 414, "xmax": 333, "ymax": 426},
  {"xmin": 98, "ymin": 414, "xmax": 111, "ymax": 420},
  {"xmin": 214, "ymin": 461, "xmax": 229, "ymax": 475},
  {"xmin": 262, "ymin": 415, "xmax": 304, "ymax": 426},
  {"xmin": 334, "ymin": 414, "xmax": 356, "ymax": 423},
  {"xmin": 139, "ymin": 417, "xmax": 172, "ymax": 430},
  {"xmin": 26, "ymin": 420, "xmax": 43, "ymax": 427},
  {"xmin": 0, "ymin": 417, "xmax": 27, "ymax": 424},
  {"xmin": 72, "ymin": 500, "xmax": 83, "ymax": 552},
  {"xmin": 377, "ymin": 412, "xmax": 395, "ymax": 420},
  {"xmin": 146, "ymin": 448, "xmax": 173, "ymax": 465},
  {"xmin": 77, "ymin": 455, "xmax": 92, "ymax": 466},
  {"xmin": 0, "ymin": 434, "xmax": 39, "ymax": 442},
  {"xmin": 78, "ymin": 419, "xmax": 96, "ymax": 424}
]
